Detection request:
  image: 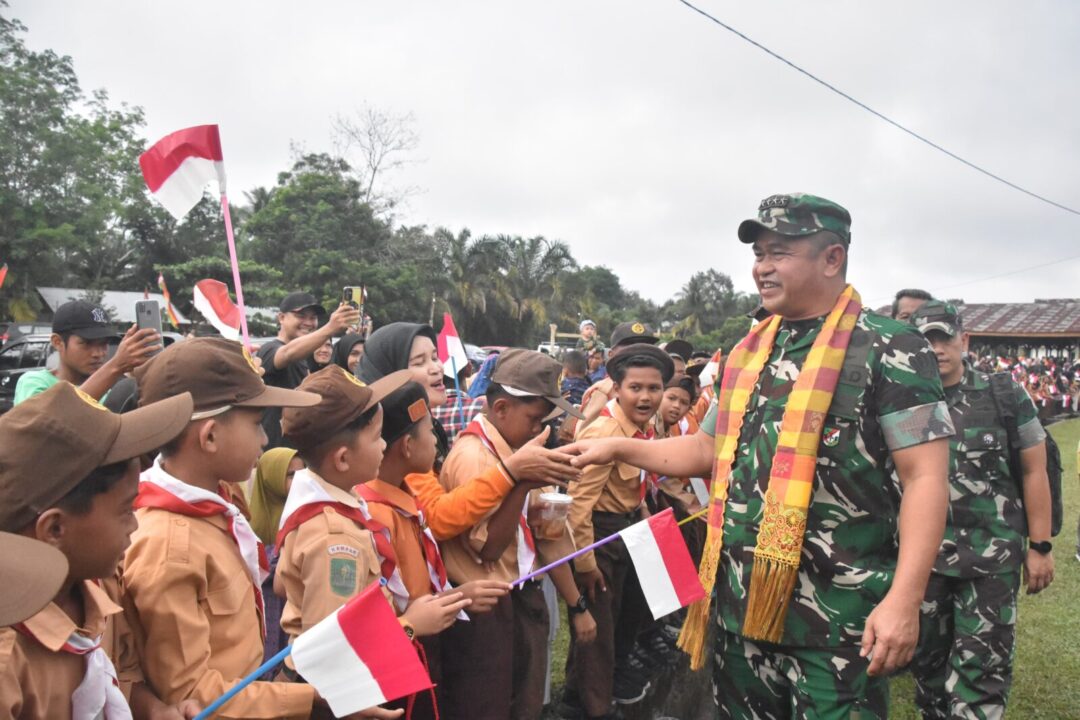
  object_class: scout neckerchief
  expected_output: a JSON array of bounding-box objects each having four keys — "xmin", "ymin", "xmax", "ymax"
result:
[
  {"xmin": 600, "ymin": 399, "xmax": 656, "ymax": 500},
  {"xmin": 135, "ymin": 459, "xmax": 269, "ymax": 635},
  {"xmin": 14, "ymin": 583, "xmax": 132, "ymax": 720},
  {"xmin": 276, "ymin": 469, "xmax": 410, "ymax": 611},
  {"xmin": 457, "ymin": 415, "xmax": 537, "ymax": 578},
  {"xmin": 678, "ymin": 284, "xmax": 861, "ymax": 668},
  {"xmin": 354, "ymin": 482, "xmax": 451, "ymax": 595}
]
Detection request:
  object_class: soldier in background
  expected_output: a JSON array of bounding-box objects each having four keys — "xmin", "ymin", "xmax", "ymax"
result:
[
  {"xmin": 909, "ymin": 301, "xmax": 1055, "ymax": 720},
  {"xmin": 891, "ymin": 288, "xmax": 934, "ymax": 321}
]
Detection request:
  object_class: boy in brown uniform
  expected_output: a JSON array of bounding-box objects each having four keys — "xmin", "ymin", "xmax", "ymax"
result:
[
  {"xmin": 0, "ymin": 382, "xmax": 199, "ymax": 719},
  {"xmin": 574, "ymin": 322, "xmax": 659, "ymax": 438},
  {"xmin": 566, "ymin": 344, "xmax": 673, "ymax": 719},
  {"xmin": 123, "ymin": 338, "xmax": 322, "ymax": 719},
  {"xmin": 439, "ymin": 349, "xmax": 597, "ymax": 720}
]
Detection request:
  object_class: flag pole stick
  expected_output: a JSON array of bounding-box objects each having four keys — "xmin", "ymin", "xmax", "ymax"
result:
[
  {"xmin": 450, "ymin": 356, "xmax": 464, "ymax": 426},
  {"xmin": 220, "ymin": 193, "xmax": 251, "ymax": 348},
  {"xmin": 193, "ymin": 645, "xmax": 292, "ymax": 720},
  {"xmin": 512, "ymin": 507, "xmax": 708, "ymax": 587}
]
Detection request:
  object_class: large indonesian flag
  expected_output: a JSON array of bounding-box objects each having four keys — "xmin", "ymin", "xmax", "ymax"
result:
[
  {"xmin": 139, "ymin": 125, "xmax": 226, "ymax": 220},
  {"xmin": 291, "ymin": 581, "xmax": 432, "ymax": 717},
  {"xmin": 192, "ymin": 279, "xmax": 241, "ymax": 340},
  {"xmin": 619, "ymin": 508, "xmax": 706, "ymax": 619}
]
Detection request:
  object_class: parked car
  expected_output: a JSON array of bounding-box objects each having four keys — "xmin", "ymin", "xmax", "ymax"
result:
[
  {"xmin": 0, "ymin": 332, "xmax": 181, "ymax": 413},
  {"xmin": 0, "ymin": 322, "xmax": 53, "ymax": 346}
]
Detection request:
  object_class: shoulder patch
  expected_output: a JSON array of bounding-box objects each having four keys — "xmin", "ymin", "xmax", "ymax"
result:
[
  {"xmin": 329, "ymin": 557, "xmax": 358, "ymax": 597},
  {"xmin": 327, "ymin": 544, "xmax": 359, "ymax": 558}
]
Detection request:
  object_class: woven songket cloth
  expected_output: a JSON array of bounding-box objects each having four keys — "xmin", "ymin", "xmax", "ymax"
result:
[{"xmin": 678, "ymin": 285, "xmax": 861, "ymax": 667}]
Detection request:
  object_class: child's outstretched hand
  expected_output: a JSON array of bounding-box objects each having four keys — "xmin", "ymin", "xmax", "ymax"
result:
[
  {"xmin": 403, "ymin": 591, "xmax": 470, "ymax": 636},
  {"xmin": 453, "ymin": 579, "xmax": 511, "ymax": 614}
]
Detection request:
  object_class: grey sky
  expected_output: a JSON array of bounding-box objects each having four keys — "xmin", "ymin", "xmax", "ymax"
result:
[{"xmin": 11, "ymin": 0, "xmax": 1080, "ymax": 307}]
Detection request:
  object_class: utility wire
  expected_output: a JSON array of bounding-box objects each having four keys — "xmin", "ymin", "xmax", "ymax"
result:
[{"xmin": 676, "ymin": 0, "xmax": 1080, "ymax": 218}]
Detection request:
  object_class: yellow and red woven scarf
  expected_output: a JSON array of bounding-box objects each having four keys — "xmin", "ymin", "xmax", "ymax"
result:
[{"xmin": 678, "ymin": 285, "xmax": 861, "ymax": 668}]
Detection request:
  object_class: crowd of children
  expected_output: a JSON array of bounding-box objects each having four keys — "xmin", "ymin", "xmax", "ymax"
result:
[{"xmin": 0, "ymin": 302, "xmax": 711, "ymax": 720}]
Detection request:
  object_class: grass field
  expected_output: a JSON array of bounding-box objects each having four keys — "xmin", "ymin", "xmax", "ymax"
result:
[{"xmin": 546, "ymin": 418, "xmax": 1080, "ymax": 718}]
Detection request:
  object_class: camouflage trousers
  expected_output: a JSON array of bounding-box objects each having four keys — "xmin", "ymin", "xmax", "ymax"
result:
[
  {"xmin": 911, "ymin": 570, "xmax": 1021, "ymax": 720},
  {"xmin": 713, "ymin": 630, "xmax": 888, "ymax": 720}
]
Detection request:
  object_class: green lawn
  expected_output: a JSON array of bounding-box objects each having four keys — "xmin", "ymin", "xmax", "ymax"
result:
[{"xmin": 546, "ymin": 419, "xmax": 1080, "ymax": 718}]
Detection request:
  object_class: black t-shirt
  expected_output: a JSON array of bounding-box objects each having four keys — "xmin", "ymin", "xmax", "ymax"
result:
[{"xmin": 256, "ymin": 339, "xmax": 310, "ymax": 449}]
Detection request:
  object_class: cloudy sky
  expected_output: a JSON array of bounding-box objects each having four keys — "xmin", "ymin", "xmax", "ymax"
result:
[{"xmin": 11, "ymin": 0, "xmax": 1080, "ymax": 307}]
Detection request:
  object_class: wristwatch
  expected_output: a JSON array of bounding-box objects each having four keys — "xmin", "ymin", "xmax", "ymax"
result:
[
  {"xmin": 400, "ymin": 619, "xmax": 416, "ymax": 640},
  {"xmin": 568, "ymin": 595, "xmax": 589, "ymax": 617},
  {"xmin": 1029, "ymin": 540, "xmax": 1053, "ymax": 555}
]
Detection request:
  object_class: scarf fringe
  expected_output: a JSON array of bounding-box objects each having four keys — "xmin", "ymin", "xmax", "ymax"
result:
[
  {"xmin": 677, "ymin": 522, "xmax": 723, "ymax": 670},
  {"xmin": 742, "ymin": 555, "xmax": 800, "ymax": 643}
]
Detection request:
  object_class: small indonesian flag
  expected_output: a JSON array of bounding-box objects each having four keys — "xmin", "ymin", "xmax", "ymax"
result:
[
  {"xmin": 139, "ymin": 125, "xmax": 226, "ymax": 220},
  {"xmin": 192, "ymin": 279, "xmax": 241, "ymax": 340},
  {"xmin": 0, "ymin": 263, "xmax": 7, "ymax": 290},
  {"xmin": 157, "ymin": 273, "xmax": 181, "ymax": 328},
  {"xmin": 292, "ymin": 581, "xmax": 432, "ymax": 717},
  {"xmin": 437, "ymin": 312, "xmax": 469, "ymax": 375},
  {"xmin": 619, "ymin": 508, "xmax": 706, "ymax": 620}
]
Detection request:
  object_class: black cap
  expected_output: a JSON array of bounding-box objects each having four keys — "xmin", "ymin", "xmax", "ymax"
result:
[
  {"xmin": 610, "ymin": 321, "xmax": 658, "ymax": 348},
  {"xmin": 279, "ymin": 292, "xmax": 327, "ymax": 318},
  {"xmin": 381, "ymin": 381, "xmax": 431, "ymax": 446},
  {"xmin": 607, "ymin": 344, "xmax": 675, "ymax": 384},
  {"xmin": 664, "ymin": 339, "xmax": 694, "ymax": 362},
  {"xmin": 51, "ymin": 300, "xmax": 118, "ymax": 340}
]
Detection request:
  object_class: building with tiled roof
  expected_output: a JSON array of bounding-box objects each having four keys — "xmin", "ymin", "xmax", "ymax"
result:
[{"xmin": 954, "ymin": 298, "xmax": 1080, "ymax": 357}]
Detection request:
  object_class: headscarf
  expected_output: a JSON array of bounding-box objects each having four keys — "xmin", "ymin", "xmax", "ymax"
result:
[
  {"xmin": 332, "ymin": 333, "xmax": 366, "ymax": 373},
  {"xmin": 355, "ymin": 322, "xmax": 438, "ymax": 384},
  {"xmin": 248, "ymin": 447, "xmax": 299, "ymax": 546}
]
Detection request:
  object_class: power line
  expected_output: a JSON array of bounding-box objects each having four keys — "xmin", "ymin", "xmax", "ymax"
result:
[{"xmin": 675, "ymin": 0, "xmax": 1080, "ymax": 218}]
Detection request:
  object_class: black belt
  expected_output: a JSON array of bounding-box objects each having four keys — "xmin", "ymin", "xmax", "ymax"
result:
[{"xmin": 593, "ymin": 509, "xmax": 642, "ymax": 522}]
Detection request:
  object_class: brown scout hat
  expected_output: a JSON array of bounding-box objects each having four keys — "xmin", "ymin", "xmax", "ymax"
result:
[
  {"xmin": 135, "ymin": 337, "xmax": 319, "ymax": 417},
  {"xmin": 282, "ymin": 366, "xmax": 412, "ymax": 450},
  {"xmin": 0, "ymin": 532, "xmax": 69, "ymax": 626},
  {"xmin": 491, "ymin": 348, "xmax": 585, "ymax": 420},
  {"xmin": 0, "ymin": 382, "xmax": 194, "ymax": 531}
]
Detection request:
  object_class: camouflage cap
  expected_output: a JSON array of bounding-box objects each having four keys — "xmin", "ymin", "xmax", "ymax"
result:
[
  {"xmin": 738, "ymin": 193, "xmax": 852, "ymax": 245},
  {"xmin": 911, "ymin": 300, "xmax": 963, "ymax": 337}
]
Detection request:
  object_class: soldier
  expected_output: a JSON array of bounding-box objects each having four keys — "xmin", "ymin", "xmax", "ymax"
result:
[
  {"xmin": 909, "ymin": 301, "xmax": 1055, "ymax": 720},
  {"xmin": 891, "ymin": 288, "xmax": 934, "ymax": 321},
  {"xmin": 565, "ymin": 193, "xmax": 953, "ymax": 719}
]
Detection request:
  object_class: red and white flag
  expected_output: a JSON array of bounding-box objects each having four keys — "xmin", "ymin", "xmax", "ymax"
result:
[
  {"xmin": 139, "ymin": 125, "xmax": 226, "ymax": 220},
  {"xmin": 437, "ymin": 312, "xmax": 469, "ymax": 375},
  {"xmin": 192, "ymin": 279, "xmax": 241, "ymax": 341},
  {"xmin": 291, "ymin": 581, "xmax": 432, "ymax": 717},
  {"xmin": 619, "ymin": 508, "xmax": 706, "ymax": 620}
]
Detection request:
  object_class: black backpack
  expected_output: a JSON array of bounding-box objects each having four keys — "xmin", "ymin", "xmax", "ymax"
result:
[{"xmin": 987, "ymin": 372, "xmax": 1065, "ymax": 537}]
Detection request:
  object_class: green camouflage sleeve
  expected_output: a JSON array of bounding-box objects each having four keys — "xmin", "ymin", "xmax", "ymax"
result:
[
  {"xmin": 874, "ymin": 327, "xmax": 954, "ymax": 451},
  {"xmin": 1011, "ymin": 379, "xmax": 1047, "ymax": 449}
]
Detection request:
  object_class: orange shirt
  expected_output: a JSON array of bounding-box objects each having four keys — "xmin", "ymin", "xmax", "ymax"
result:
[
  {"xmin": 362, "ymin": 478, "xmax": 440, "ymax": 600},
  {"xmin": 405, "ymin": 465, "xmax": 514, "ymax": 541}
]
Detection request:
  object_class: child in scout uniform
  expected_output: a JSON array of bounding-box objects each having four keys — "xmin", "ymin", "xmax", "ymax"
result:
[
  {"xmin": 575, "ymin": 322, "xmax": 659, "ymax": 437},
  {"xmin": 123, "ymin": 338, "xmax": 322, "ymax": 719},
  {"xmin": 565, "ymin": 344, "xmax": 674, "ymax": 718},
  {"xmin": 438, "ymin": 349, "xmax": 597, "ymax": 720},
  {"xmin": 275, "ymin": 367, "xmax": 472, "ymax": 682},
  {"xmin": 361, "ymin": 381, "xmax": 513, "ymax": 719},
  {"xmin": 0, "ymin": 382, "xmax": 200, "ymax": 719}
]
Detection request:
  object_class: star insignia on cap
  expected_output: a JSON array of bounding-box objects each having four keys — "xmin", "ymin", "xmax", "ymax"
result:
[
  {"xmin": 631, "ymin": 323, "xmax": 645, "ymax": 334},
  {"xmin": 241, "ymin": 346, "xmax": 261, "ymax": 376},
  {"xmin": 73, "ymin": 385, "xmax": 108, "ymax": 411},
  {"xmin": 345, "ymin": 372, "xmax": 367, "ymax": 389}
]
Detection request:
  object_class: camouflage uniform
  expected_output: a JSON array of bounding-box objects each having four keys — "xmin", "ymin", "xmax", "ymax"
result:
[
  {"xmin": 699, "ymin": 194, "xmax": 953, "ymax": 720},
  {"xmin": 909, "ymin": 302, "xmax": 1046, "ymax": 720}
]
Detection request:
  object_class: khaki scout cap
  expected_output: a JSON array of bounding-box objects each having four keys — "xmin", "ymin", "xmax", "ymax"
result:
[
  {"xmin": 0, "ymin": 383, "xmax": 194, "ymax": 531},
  {"xmin": 135, "ymin": 337, "xmax": 319, "ymax": 416},
  {"xmin": 282, "ymin": 366, "xmax": 412, "ymax": 450},
  {"xmin": 0, "ymin": 532, "xmax": 69, "ymax": 626},
  {"xmin": 491, "ymin": 348, "xmax": 585, "ymax": 420}
]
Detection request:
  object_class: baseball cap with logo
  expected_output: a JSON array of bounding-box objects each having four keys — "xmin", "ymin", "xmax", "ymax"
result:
[
  {"xmin": 51, "ymin": 300, "xmax": 118, "ymax": 340},
  {"xmin": 0, "ymin": 382, "xmax": 194, "ymax": 531},
  {"xmin": 279, "ymin": 292, "xmax": 327, "ymax": 319},
  {"xmin": 491, "ymin": 348, "xmax": 585, "ymax": 421},
  {"xmin": 379, "ymin": 381, "xmax": 432, "ymax": 447},
  {"xmin": 910, "ymin": 300, "xmax": 963, "ymax": 338},
  {"xmin": 282, "ymin": 366, "xmax": 412, "ymax": 450},
  {"xmin": 0, "ymin": 532, "xmax": 69, "ymax": 626},
  {"xmin": 135, "ymin": 337, "xmax": 320, "ymax": 417},
  {"xmin": 737, "ymin": 193, "xmax": 852, "ymax": 246},
  {"xmin": 610, "ymin": 321, "xmax": 658, "ymax": 348}
]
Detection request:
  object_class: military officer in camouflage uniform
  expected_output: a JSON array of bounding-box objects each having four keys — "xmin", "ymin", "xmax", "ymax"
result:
[
  {"xmin": 909, "ymin": 301, "xmax": 1055, "ymax": 720},
  {"xmin": 565, "ymin": 193, "xmax": 953, "ymax": 719}
]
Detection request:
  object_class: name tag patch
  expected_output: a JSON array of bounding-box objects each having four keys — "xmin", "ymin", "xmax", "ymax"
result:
[{"xmin": 327, "ymin": 544, "xmax": 359, "ymax": 558}]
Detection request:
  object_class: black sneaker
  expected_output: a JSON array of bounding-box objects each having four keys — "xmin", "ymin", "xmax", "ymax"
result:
[{"xmin": 612, "ymin": 671, "xmax": 650, "ymax": 705}]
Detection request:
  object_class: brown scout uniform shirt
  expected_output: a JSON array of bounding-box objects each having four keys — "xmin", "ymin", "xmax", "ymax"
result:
[
  {"xmin": 124, "ymin": 504, "xmax": 314, "ymax": 719},
  {"xmin": 568, "ymin": 402, "xmax": 646, "ymax": 573},
  {"xmin": 439, "ymin": 416, "xmax": 575, "ymax": 585},
  {"xmin": 0, "ymin": 577, "xmax": 141, "ymax": 720},
  {"xmin": 362, "ymin": 478, "xmax": 439, "ymax": 600}
]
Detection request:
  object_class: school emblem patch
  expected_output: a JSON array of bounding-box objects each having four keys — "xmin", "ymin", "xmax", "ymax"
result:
[
  {"xmin": 329, "ymin": 557, "xmax": 357, "ymax": 597},
  {"xmin": 822, "ymin": 427, "xmax": 841, "ymax": 448},
  {"xmin": 631, "ymin": 323, "xmax": 645, "ymax": 334}
]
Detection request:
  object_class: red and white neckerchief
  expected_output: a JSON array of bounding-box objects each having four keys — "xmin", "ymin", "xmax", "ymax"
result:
[
  {"xmin": 355, "ymin": 482, "xmax": 451, "ymax": 595},
  {"xmin": 277, "ymin": 469, "xmax": 410, "ymax": 612},
  {"xmin": 599, "ymin": 399, "xmax": 656, "ymax": 501},
  {"xmin": 136, "ymin": 460, "xmax": 269, "ymax": 634},
  {"xmin": 15, "ymin": 602, "xmax": 132, "ymax": 719},
  {"xmin": 458, "ymin": 416, "xmax": 536, "ymax": 579}
]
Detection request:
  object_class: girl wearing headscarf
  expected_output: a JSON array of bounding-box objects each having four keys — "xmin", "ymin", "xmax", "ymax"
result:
[{"xmin": 331, "ymin": 332, "xmax": 366, "ymax": 375}]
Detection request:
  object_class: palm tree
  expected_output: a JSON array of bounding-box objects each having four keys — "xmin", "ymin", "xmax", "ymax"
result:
[
  {"xmin": 501, "ymin": 235, "xmax": 577, "ymax": 325},
  {"xmin": 672, "ymin": 269, "xmax": 739, "ymax": 337}
]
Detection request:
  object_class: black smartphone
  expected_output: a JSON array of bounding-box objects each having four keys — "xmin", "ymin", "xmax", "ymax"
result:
[
  {"xmin": 134, "ymin": 300, "xmax": 164, "ymax": 355},
  {"xmin": 343, "ymin": 286, "xmax": 364, "ymax": 309}
]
